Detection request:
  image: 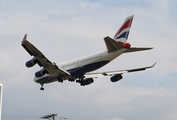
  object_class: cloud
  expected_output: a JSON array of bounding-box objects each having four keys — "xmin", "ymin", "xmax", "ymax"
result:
[
  {"xmin": 0, "ymin": 0, "xmax": 177, "ymax": 120},
  {"xmin": 80, "ymin": 2, "xmax": 102, "ymax": 9}
]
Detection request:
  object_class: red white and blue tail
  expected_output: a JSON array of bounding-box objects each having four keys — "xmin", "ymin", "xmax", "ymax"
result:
[
  {"xmin": 104, "ymin": 15, "xmax": 152, "ymax": 53},
  {"xmin": 114, "ymin": 15, "xmax": 134, "ymax": 43}
]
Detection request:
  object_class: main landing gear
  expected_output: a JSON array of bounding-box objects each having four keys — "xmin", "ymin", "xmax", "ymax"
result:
[
  {"xmin": 76, "ymin": 77, "xmax": 84, "ymax": 86},
  {"xmin": 58, "ymin": 76, "xmax": 63, "ymax": 83}
]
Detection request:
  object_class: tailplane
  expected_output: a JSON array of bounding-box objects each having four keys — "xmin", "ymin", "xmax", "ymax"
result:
[{"xmin": 113, "ymin": 15, "xmax": 133, "ymax": 43}]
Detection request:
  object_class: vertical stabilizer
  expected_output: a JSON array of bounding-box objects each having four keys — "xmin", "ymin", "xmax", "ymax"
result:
[{"xmin": 114, "ymin": 15, "xmax": 134, "ymax": 43}]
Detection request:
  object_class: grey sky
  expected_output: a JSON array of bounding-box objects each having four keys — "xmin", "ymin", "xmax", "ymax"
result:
[{"xmin": 0, "ymin": 0, "xmax": 177, "ymax": 120}]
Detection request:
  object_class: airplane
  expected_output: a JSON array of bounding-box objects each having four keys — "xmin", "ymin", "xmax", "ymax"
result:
[{"xmin": 21, "ymin": 15, "xmax": 156, "ymax": 90}]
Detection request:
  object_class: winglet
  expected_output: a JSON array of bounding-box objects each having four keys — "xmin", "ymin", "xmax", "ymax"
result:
[
  {"xmin": 21, "ymin": 34, "xmax": 34, "ymax": 56},
  {"xmin": 22, "ymin": 34, "xmax": 27, "ymax": 42},
  {"xmin": 150, "ymin": 62, "xmax": 157, "ymax": 68}
]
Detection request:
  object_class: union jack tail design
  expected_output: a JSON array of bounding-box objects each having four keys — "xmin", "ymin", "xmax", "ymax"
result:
[{"xmin": 114, "ymin": 15, "xmax": 134, "ymax": 43}]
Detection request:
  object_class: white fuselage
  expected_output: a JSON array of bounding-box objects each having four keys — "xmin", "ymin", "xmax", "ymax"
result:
[
  {"xmin": 34, "ymin": 48, "xmax": 127, "ymax": 83},
  {"xmin": 58, "ymin": 49, "xmax": 125, "ymax": 71}
]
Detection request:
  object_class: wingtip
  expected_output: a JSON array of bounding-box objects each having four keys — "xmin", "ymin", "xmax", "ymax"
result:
[
  {"xmin": 22, "ymin": 34, "xmax": 27, "ymax": 42},
  {"xmin": 152, "ymin": 62, "xmax": 157, "ymax": 67},
  {"xmin": 146, "ymin": 47, "xmax": 154, "ymax": 50},
  {"xmin": 147, "ymin": 47, "xmax": 153, "ymax": 50}
]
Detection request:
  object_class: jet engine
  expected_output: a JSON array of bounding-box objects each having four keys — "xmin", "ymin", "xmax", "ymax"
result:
[
  {"xmin": 35, "ymin": 69, "xmax": 47, "ymax": 78},
  {"xmin": 80, "ymin": 78, "xmax": 94, "ymax": 86},
  {"xmin": 110, "ymin": 74, "xmax": 123, "ymax": 82},
  {"xmin": 26, "ymin": 57, "xmax": 37, "ymax": 68}
]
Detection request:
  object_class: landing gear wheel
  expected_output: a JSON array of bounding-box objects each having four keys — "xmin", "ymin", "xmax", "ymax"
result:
[
  {"xmin": 58, "ymin": 76, "xmax": 63, "ymax": 83},
  {"xmin": 76, "ymin": 80, "xmax": 81, "ymax": 83},
  {"xmin": 76, "ymin": 79, "xmax": 85, "ymax": 86},
  {"xmin": 68, "ymin": 79, "xmax": 75, "ymax": 82},
  {"xmin": 40, "ymin": 87, "xmax": 44, "ymax": 90},
  {"xmin": 40, "ymin": 84, "xmax": 44, "ymax": 91},
  {"xmin": 58, "ymin": 79, "xmax": 63, "ymax": 83}
]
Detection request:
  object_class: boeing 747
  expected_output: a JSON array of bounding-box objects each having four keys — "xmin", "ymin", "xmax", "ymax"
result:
[{"xmin": 21, "ymin": 15, "xmax": 156, "ymax": 90}]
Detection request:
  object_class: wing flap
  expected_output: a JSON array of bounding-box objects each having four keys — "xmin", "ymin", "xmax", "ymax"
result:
[{"xmin": 84, "ymin": 62, "xmax": 156, "ymax": 78}]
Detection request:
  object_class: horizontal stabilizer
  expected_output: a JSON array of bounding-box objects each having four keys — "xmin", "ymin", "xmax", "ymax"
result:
[
  {"xmin": 104, "ymin": 36, "xmax": 123, "ymax": 52},
  {"xmin": 123, "ymin": 47, "xmax": 153, "ymax": 53}
]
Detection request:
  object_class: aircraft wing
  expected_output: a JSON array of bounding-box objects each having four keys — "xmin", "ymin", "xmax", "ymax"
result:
[
  {"xmin": 84, "ymin": 62, "xmax": 156, "ymax": 78},
  {"xmin": 21, "ymin": 34, "xmax": 70, "ymax": 77},
  {"xmin": 123, "ymin": 47, "xmax": 153, "ymax": 53}
]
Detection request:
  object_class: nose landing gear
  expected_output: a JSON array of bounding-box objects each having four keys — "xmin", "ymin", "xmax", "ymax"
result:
[{"xmin": 40, "ymin": 84, "xmax": 44, "ymax": 91}]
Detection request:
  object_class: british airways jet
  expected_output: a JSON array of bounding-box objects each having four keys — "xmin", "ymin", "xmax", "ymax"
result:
[{"xmin": 21, "ymin": 15, "xmax": 156, "ymax": 90}]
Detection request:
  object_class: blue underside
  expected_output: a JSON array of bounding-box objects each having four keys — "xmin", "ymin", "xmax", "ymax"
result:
[
  {"xmin": 115, "ymin": 31, "xmax": 129, "ymax": 39},
  {"xmin": 67, "ymin": 60, "xmax": 110, "ymax": 75},
  {"xmin": 36, "ymin": 60, "xmax": 110, "ymax": 84}
]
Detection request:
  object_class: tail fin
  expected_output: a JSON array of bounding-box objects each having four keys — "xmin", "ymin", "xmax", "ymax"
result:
[{"xmin": 114, "ymin": 15, "xmax": 134, "ymax": 43}]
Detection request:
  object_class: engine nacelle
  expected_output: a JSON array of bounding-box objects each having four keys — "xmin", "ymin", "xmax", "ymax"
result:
[
  {"xmin": 80, "ymin": 78, "xmax": 94, "ymax": 86},
  {"xmin": 35, "ymin": 69, "xmax": 47, "ymax": 78},
  {"xmin": 26, "ymin": 57, "xmax": 37, "ymax": 68},
  {"xmin": 110, "ymin": 74, "xmax": 123, "ymax": 82}
]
